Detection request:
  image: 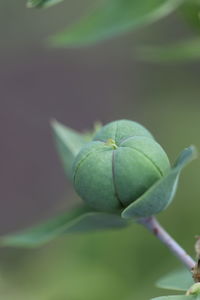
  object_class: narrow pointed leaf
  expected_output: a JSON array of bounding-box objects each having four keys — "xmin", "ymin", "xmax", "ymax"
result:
[
  {"xmin": 151, "ymin": 296, "xmax": 197, "ymax": 300},
  {"xmin": 0, "ymin": 207, "xmax": 128, "ymax": 248},
  {"xmin": 51, "ymin": 120, "xmax": 87, "ymax": 179},
  {"xmin": 122, "ymin": 146, "xmax": 197, "ymax": 219},
  {"xmin": 64, "ymin": 211, "xmax": 129, "ymax": 233},
  {"xmin": 0, "ymin": 206, "xmax": 89, "ymax": 247},
  {"xmin": 50, "ymin": 0, "xmax": 185, "ymax": 47},
  {"xmin": 83, "ymin": 121, "xmax": 102, "ymax": 141},
  {"xmin": 156, "ymin": 269, "xmax": 194, "ymax": 291},
  {"xmin": 137, "ymin": 38, "xmax": 200, "ymax": 63},
  {"xmin": 27, "ymin": 0, "xmax": 63, "ymax": 8}
]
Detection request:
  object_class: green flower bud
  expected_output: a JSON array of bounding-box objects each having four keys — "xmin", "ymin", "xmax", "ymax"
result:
[
  {"xmin": 73, "ymin": 120, "xmax": 170, "ymax": 213},
  {"xmin": 186, "ymin": 283, "xmax": 200, "ymax": 296}
]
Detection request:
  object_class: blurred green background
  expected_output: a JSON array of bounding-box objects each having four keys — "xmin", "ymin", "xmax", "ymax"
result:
[{"xmin": 1, "ymin": 0, "xmax": 200, "ymax": 299}]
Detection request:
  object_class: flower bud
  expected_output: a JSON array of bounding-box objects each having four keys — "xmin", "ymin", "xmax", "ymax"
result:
[
  {"xmin": 186, "ymin": 283, "xmax": 200, "ymax": 296},
  {"xmin": 73, "ymin": 120, "xmax": 170, "ymax": 212}
]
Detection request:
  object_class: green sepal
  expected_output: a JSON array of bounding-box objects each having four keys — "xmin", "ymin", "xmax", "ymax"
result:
[
  {"xmin": 49, "ymin": 0, "xmax": 184, "ymax": 47},
  {"xmin": 0, "ymin": 206, "xmax": 128, "ymax": 248},
  {"xmin": 52, "ymin": 120, "xmax": 101, "ymax": 179},
  {"xmin": 151, "ymin": 296, "xmax": 198, "ymax": 300},
  {"xmin": 27, "ymin": 0, "xmax": 63, "ymax": 8},
  {"xmin": 156, "ymin": 269, "xmax": 194, "ymax": 291},
  {"xmin": 51, "ymin": 120, "xmax": 87, "ymax": 180},
  {"xmin": 122, "ymin": 146, "xmax": 197, "ymax": 219}
]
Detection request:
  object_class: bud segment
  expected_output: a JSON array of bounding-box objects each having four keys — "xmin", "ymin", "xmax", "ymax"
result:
[{"xmin": 186, "ymin": 283, "xmax": 200, "ymax": 296}]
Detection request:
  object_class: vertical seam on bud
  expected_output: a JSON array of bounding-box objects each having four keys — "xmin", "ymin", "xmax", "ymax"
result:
[
  {"xmin": 112, "ymin": 150, "xmax": 124, "ymax": 208},
  {"xmin": 73, "ymin": 151, "xmax": 94, "ymax": 183},
  {"xmin": 111, "ymin": 122, "xmax": 124, "ymax": 207},
  {"xmin": 73, "ymin": 147, "xmax": 107, "ymax": 183},
  {"xmin": 122, "ymin": 146, "xmax": 164, "ymax": 177}
]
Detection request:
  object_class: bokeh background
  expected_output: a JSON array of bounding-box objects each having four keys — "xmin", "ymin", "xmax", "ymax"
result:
[{"xmin": 1, "ymin": 0, "xmax": 200, "ymax": 299}]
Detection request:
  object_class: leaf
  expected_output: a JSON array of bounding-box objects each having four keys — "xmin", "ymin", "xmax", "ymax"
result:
[
  {"xmin": 64, "ymin": 211, "xmax": 129, "ymax": 233},
  {"xmin": 122, "ymin": 146, "xmax": 197, "ymax": 219},
  {"xmin": 82, "ymin": 121, "xmax": 102, "ymax": 141},
  {"xmin": 0, "ymin": 206, "xmax": 88, "ymax": 247},
  {"xmin": 51, "ymin": 120, "xmax": 87, "ymax": 179},
  {"xmin": 151, "ymin": 295, "xmax": 197, "ymax": 300},
  {"xmin": 156, "ymin": 269, "xmax": 194, "ymax": 291},
  {"xmin": 137, "ymin": 38, "xmax": 200, "ymax": 63},
  {"xmin": 180, "ymin": 0, "xmax": 200, "ymax": 31},
  {"xmin": 27, "ymin": 0, "xmax": 64, "ymax": 8},
  {"xmin": 0, "ymin": 206, "xmax": 128, "ymax": 248},
  {"xmin": 49, "ymin": 0, "xmax": 185, "ymax": 47}
]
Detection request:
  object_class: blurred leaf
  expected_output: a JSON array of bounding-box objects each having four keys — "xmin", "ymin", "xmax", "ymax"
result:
[
  {"xmin": 180, "ymin": 0, "xmax": 200, "ymax": 30},
  {"xmin": 52, "ymin": 120, "xmax": 87, "ymax": 179},
  {"xmin": 27, "ymin": 0, "xmax": 64, "ymax": 8},
  {"xmin": 83, "ymin": 121, "xmax": 102, "ymax": 141},
  {"xmin": 122, "ymin": 146, "xmax": 197, "ymax": 219},
  {"xmin": 156, "ymin": 269, "xmax": 194, "ymax": 291},
  {"xmin": 0, "ymin": 205, "xmax": 89, "ymax": 247},
  {"xmin": 0, "ymin": 206, "xmax": 128, "ymax": 247},
  {"xmin": 49, "ymin": 0, "xmax": 185, "ymax": 47},
  {"xmin": 64, "ymin": 211, "xmax": 129, "ymax": 233},
  {"xmin": 137, "ymin": 38, "xmax": 200, "ymax": 63},
  {"xmin": 151, "ymin": 296, "xmax": 197, "ymax": 300}
]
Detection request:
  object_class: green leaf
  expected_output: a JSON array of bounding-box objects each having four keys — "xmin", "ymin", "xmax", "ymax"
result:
[
  {"xmin": 137, "ymin": 38, "xmax": 200, "ymax": 63},
  {"xmin": 156, "ymin": 269, "xmax": 194, "ymax": 291},
  {"xmin": 51, "ymin": 120, "xmax": 87, "ymax": 179},
  {"xmin": 27, "ymin": 0, "xmax": 63, "ymax": 8},
  {"xmin": 64, "ymin": 211, "xmax": 129, "ymax": 233},
  {"xmin": 0, "ymin": 206, "xmax": 88, "ymax": 247},
  {"xmin": 151, "ymin": 296, "xmax": 197, "ymax": 300},
  {"xmin": 0, "ymin": 206, "xmax": 128, "ymax": 247},
  {"xmin": 50, "ymin": 0, "xmax": 185, "ymax": 47},
  {"xmin": 122, "ymin": 146, "xmax": 197, "ymax": 219},
  {"xmin": 180, "ymin": 0, "xmax": 200, "ymax": 31},
  {"xmin": 82, "ymin": 121, "xmax": 102, "ymax": 141}
]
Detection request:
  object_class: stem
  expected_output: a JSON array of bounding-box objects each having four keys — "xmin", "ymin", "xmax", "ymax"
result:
[{"xmin": 138, "ymin": 216, "xmax": 195, "ymax": 270}]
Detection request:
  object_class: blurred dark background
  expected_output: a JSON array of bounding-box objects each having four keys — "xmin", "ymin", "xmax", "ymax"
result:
[{"xmin": 0, "ymin": 0, "xmax": 200, "ymax": 299}]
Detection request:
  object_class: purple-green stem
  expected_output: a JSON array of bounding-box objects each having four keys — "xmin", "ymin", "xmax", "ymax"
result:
[{"xmin": 138, "ymin": 216, "xmax": 195, "ymax": 270}]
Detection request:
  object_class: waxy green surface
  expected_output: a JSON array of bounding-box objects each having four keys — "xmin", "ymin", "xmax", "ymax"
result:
[{"xmin": 73, "ymin": 120, "xmax": 170, "ymax": 212}]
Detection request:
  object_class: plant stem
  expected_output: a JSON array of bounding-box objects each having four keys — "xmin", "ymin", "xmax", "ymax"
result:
[{"xmin": 138, "ymin": 216, "xmax": 195, "ymax": 270}]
